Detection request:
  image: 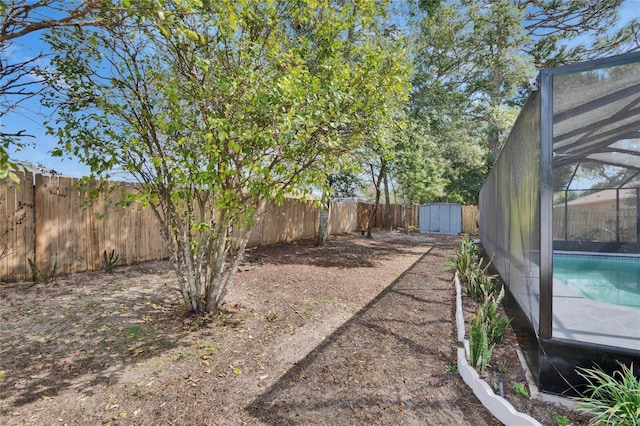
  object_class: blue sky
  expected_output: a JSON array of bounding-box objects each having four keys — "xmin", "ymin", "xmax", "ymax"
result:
[{"xmin": 3, "ymin": 1, "xmax": 640, "ymax": 178}]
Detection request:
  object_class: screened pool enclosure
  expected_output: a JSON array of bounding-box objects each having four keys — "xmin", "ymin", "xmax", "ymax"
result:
[{"xmin": 480, "ymin": 51, "xmax": 640, "ymax": 396}]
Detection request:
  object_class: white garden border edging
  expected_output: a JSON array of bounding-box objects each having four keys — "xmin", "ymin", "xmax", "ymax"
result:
[{"xmin": 454, "ymin": 272, "xmax": 542, "ymax": 426}]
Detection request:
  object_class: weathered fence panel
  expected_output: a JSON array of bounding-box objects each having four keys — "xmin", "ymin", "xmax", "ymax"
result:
[
  {"xmin": 356, "ymin": 203, "xmax": 419, "ymax": 229},
  {"xmin": 552, "ymin": 205, "xmax": 636, "ymax": 242},
  {"xmin": 1, "ymin": 173, "xmax": 366, "ymax": 282},
  {"xmin": 0, "ymin": 172, "xmax": 34, "ymax": 281},
  {"xmin": 30, "ymin": 175, "xmax": 170, "ymax": 277},
  {"xmin": 328, "ymin": 202, "xmax": 358, "ymax": 235},
  {"xmin": 462, "ymin": 205, "xmax": 479, "ymax": 235}
]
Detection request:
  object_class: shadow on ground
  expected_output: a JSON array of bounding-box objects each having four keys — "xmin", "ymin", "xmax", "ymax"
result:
[
  {"xmin": 0, "ymin": 264, "xmax": 186, "ymax": 409},
  {"xmin": 246, "ymin": 237, "xmax": 499, "ymax": 425}
]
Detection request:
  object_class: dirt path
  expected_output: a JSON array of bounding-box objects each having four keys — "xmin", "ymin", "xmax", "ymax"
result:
[
  {"xmin": 1, "ymin": 232, "xmax": 583, "ymax": 425},
  {"xmin": 246, "ymin": 240, "xmax": 500, "ymax": 425}
]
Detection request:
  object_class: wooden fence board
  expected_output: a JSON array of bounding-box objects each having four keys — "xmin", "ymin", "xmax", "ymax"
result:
[
  {"xmin": 462, "ymin": 205, "xmax": 479, "ymax": 235},
  {"xmin": 357, "ymin": 203, "xmax": 419, "ymax": 230},
  {"xmin": 0, "ymin": 172, "xmax": 34, "ymax": 280},
  {"xmin": 328, "ymin": 203, "xmax": 358, "ymax": 235},
  {"xmin": 1, "ymin": 174, "xmax": 419, "ymax": 282}
]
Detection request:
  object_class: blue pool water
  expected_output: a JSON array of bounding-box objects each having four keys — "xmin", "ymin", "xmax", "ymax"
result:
[{"xmin": 553, "ymin": 253, "xmax": 640, "ymax": 309}]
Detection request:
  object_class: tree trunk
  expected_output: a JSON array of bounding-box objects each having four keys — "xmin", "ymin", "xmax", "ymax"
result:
[
  {"xmin": 383, "ymin": 168, "xmax": 391, "ymax": 231},
  {"xmin": 403, "ymin": 199, "xmax": 410, "ymax": 235},
  {"xmin": 157, "ymin": 199, "xmax": 255, "ymax": 315},
  {"xmin": 367, "ymin": 160, "xmax": 385, "ymax": 239},
  {"xmin": 316, "ymin": 188, "xmax": 330, "ymax": 246}
]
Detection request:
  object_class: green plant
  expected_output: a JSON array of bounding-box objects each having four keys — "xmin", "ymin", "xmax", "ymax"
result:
[
  {"xmin": 124, "ymin": 325, "xmax": 145, "ymax": 346},
  {"xmin": 463, "ymin": 257, "xmax": 497, "ymax": 303},
  {"xmin": 455, "ymin": 239, "xmax": 477, "ymax": 276},
  {"xmin": 481, "ymin": 287, "xmax": 511, "ymax": 344},
  {"xmin": 445, "ymin": 364, "xmax": 458, "ymax": 374},
  {"xmin": 28, "ymin": 258, "xmax": 58, "ymax": 284},
  {"xmin": 547, "ymin": 408, "xmax": 571, "ymax": 426},
  {"xmin": 513, "ymin": 381, "xmax": 530, "ymax": 398},
  {"xmin": 576, "ymin": 362, "xmax": 640, "ymax": 425},
  {"xmin": 470, "ymin": 308, "xmax": 493, "ymax": 374},
  {"xmin": 266, "ymin": 311, "xmax": 279, "ymax": 322},
  {"xmin": 103, "ymin": 249, "xmax": 120, "ymax": 273},
  {"xmin": 459, "ymin": 235, "xmax": 479, "ymax": 258}
]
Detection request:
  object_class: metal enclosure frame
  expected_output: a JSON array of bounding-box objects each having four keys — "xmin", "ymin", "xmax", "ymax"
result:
[{"xmin": 480, "ymin": 51, "xmax": 640, "ymax": 396}]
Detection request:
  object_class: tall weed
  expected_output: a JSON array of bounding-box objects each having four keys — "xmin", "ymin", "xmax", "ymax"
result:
[{"xmin": 576, "ymin": 362, "xmax": 640, "ymax": 425}]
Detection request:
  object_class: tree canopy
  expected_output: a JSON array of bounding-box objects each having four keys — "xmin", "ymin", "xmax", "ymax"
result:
[
  {"xmin": 41, "ymin": 0, "xmax": 410, "ymax": 313},
  {"xmin": 402, "ymin": 0, "xmax": 640, "ymax": 205},
  {"xmin": 2, "ymin": 0, "xmax": 639, "ymax": 304},
  {"xmin": 0, "ymin": 0, "xmax": 114, "ymax": 181}
]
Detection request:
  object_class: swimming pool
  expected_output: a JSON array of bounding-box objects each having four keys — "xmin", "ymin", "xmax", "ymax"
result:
[{"xmin": 553, "ymin": 253, "xmax": 640, "ymax": 309}]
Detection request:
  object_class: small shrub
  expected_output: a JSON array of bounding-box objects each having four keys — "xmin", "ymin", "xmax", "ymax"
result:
[
  {"xmin": 459, "ymin": 235, "xmax": 479, "ymax": 258},
  {"xmin": 470, "ymin": 308, "xmax": 493, "ymax": 374},
  {"xmin": 456, "ymin": 236, "xmax": 479, "ymax": 276},
  {"xmin": 103, "ymin": 249, "xmax": 120, "ymax": 273},
  {"xmin": 513, "ymin": 381, "xmax": 530, "ymax": 398},
  {"xmin": 547, "ymin": 408, "xmax": 571, "ymax": 426},
  {"xmin": 28, "ymin": 258, "xmax": 57, "ymax": 284},
  {"xmin": 464, "ymin": 257, "xmax": 497, "ymax": 303},
  {"xmin": 481, "ymin": 287, "xmax": 511, "ymax": 344},
  {"xmin": 456, "ymin": 249, "xmax": 476, "ymax": 277},
  {"xmin": 576, "ymin": 362, "xmax": 640, "ymax": 425}
]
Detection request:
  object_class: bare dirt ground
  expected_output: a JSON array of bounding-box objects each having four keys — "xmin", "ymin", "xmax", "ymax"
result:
[{"xmin": 1, "ymin": 231, "xmax": 588, "ymax": 425}]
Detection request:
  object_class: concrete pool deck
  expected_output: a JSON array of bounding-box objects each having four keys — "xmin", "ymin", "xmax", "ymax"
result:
[{"xmin": 552, "ymin": 279, "xmax": 640, "ymax": 352}]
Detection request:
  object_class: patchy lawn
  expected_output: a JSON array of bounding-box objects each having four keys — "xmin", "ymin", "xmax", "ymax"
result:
[{"xmin": 0, "ymin": 231, "xmax": 586, "ymax": 425}]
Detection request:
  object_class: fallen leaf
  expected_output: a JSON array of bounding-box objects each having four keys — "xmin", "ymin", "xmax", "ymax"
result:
[{"xmin": 232, "ymin": 368, "xmax": 242, "ymax": 375}]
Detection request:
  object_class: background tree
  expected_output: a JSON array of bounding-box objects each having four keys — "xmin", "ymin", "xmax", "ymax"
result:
[
  {"xmin": 523, "ymin": 0, "xmax": 640, "ymax": 67},
  {"xmin": 314, "ymin": 18, "xmax": 410, "ymax": 245},
  {"xmin": 43, "ymin": 0, "xmax": 409, "ymax": 314},
  {"xmin": 0, "ymin": 0, "xmax": 115, "ymax": 181},
  {"xmin": 408, "ymin": 0, "xmax": 640, "ymax": 204}
]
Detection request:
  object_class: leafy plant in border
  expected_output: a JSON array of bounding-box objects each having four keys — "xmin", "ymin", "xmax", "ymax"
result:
[
  {"xmin": 481, "ymin": 286, "xmax": 511, "ymax": 344},
  {"xmin": 513, "ymin": 381, "xmax": 530, "ymax": 399},
  {"xmin": 103, "ymin": 249, "xmax": 120, "ymax": 273},
  {"xmin": 27, "ymin": 258, "xmax": 58, "ymax": 284},
  {"xmin": 470, "ymin": 307, "xmax": 493, "ymax": 374},
  {"xmin": 455, "ymin": 235, "xmax": 478, "ymax": 276},
  {"xmin": 576, "ymin": 362, "xmax": 640, "ymax": 426},
  {"xmin": 459, "ymin": 235, "xmax": 479, "ymax": 258},
  {"xmin": 463, "ymin": 256, "xmax": 498, "ymax": 303}
]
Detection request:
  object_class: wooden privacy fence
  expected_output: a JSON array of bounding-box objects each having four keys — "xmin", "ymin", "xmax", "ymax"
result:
[
  {"xmin": 0, "ymin": 172, "xmax": 371, "ymax": 282},
  {"xmin": 462, "ymin": 205, "xmax": 479, "ymax": 235},
  {"xmin": 1, "ymin": 172, "xmax": 171, "ymax": 282},
  {"xmin": 356, "ymin": 203, "xmax": 419, "ymax": 230},
  {"xmin": 552, "ymin": 205, "xmax": 637, "ymax": 242}
]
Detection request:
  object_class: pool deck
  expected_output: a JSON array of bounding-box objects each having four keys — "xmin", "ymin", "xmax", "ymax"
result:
[{"xmin": 552, "ymin": 279, "xmax": 640, "ymax": 352}]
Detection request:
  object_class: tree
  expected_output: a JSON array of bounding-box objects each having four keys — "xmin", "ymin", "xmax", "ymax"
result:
[
  {"xmin": 313, "ymin": 17, "xmax": 411, "ymax": 245},
  {"xmin": 390, "ymin": 117, "xmax": 446, "ymax": 205},
  {"xmin": 43, "ymin": 0, "xmax": 409, "ymax": 314},
  {"xmin": 408, "ymin": 0, "xmax": 639, "ymax": 204},
  {"xmin": 0, "ymin": 0, "xmax": 115, "ymax": 181},
  {"xmin": 523, "ymin": 0, "xmax": 640, "ymax": 68}
]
